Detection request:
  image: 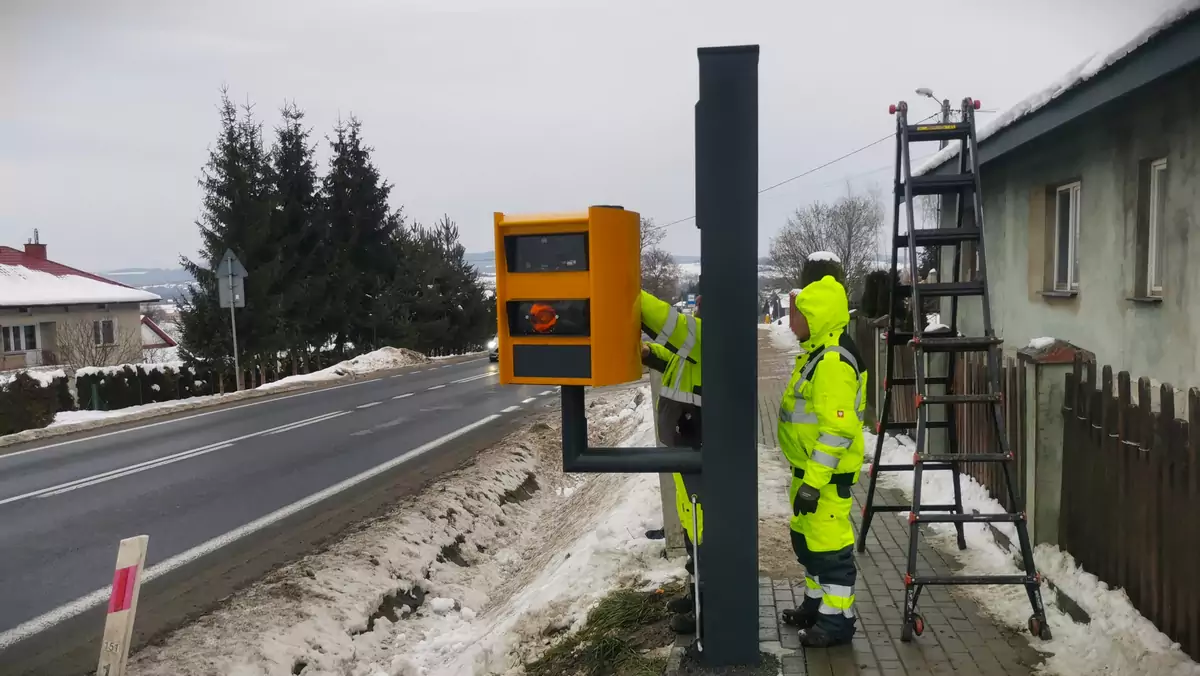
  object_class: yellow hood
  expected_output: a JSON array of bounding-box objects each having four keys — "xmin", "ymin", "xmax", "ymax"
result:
[{"xmin": 795, "ymin": 275, "xmax": 850, "ymax": 351}]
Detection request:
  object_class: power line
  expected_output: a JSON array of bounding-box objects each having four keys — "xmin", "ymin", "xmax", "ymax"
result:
[{"xmin": 656, "ymin": 112, "xmax": 941, "ymax": 229}]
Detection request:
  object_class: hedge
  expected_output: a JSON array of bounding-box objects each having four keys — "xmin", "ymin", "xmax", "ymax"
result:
[{"xmin": 0, "ymin": 372, "xmax": 71, "ymax": 436}]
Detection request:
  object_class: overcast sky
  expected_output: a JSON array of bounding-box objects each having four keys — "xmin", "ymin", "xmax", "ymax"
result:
[{"xmin": 0, "ymin": 0, "xmax": 1184, "ymax": 271}]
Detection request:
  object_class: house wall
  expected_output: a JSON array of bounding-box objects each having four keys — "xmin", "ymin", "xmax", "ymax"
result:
[
  {"xmin": 0, "ymin": 303, "xmax": 143, "ymax": 367},
  {"xmin": 941, "ymin": 61, "xmax": 1200, "ymax": 388}
]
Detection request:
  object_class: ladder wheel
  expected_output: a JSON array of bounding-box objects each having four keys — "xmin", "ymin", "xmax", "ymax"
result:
[
  {"xmin": 911, "ymin": 613, "xmax": 926, "ymax": 637},
  {"xmin": 1027, "ymin": 615, "xmax": 1051, "ymax": 640}
]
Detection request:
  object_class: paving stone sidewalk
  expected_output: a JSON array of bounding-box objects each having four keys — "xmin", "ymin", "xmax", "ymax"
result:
[{"xmin": 754, "ymin": 328, "xmax": 1045, "ymax": 675}]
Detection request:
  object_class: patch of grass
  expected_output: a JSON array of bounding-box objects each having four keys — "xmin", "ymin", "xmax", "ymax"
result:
[{"xmin": 525, "ymin": 581, "xmax": 684, "ymax": 676}]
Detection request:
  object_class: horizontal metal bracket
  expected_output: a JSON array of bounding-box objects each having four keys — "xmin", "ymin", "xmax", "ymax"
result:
[{"xmin": 560, "ymin": 385, "xmax": 701, "ymax": 474}]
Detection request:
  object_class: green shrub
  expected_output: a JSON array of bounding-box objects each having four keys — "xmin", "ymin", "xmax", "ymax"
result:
[{"xmin": 0, "ymin": 373, "xmax": 59, "ymax": 436}]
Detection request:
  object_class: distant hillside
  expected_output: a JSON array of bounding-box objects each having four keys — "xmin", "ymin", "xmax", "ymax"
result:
[{"xmin": 103, "ymin": 268, "xmax": 196, "ymax": 301}]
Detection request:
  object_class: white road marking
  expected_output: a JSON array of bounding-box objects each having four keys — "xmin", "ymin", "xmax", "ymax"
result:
[
  {"xmin": 39, "ymin": 444, "xmax": 236, "ymax": 498},
  {"xmin": 0, "ymin": 412, "xmax": 349, "ymax": 506},
  {"xmin": 521, "ymin": 397, "xmax": 537, "ymax": 404},
  {"xmin": 393, "ymin": 393, "xmax": 414, "ymax": 400},
  {"xmin": 390, "ymin": 374, "xmax": 405, "ymax": 379},
  {"xmin": 356, "ymin": 402, "xmax": 381, "ymax": 410},
  {"xmin": 539, "ymin": 390, "xmax": 554, "ymax": 396},
  {"xmin": 0, "ymin": 379, "xmax": 374, "ymax": 461},
  {"xmin": 451, "ymin": 373, "xmax": 495, "ymax": 384},
  {"xmin": 501, "ymin": 405, "xmax": 521, "ymax": 413},
  {"xmin": 428, "ymin": 384, "xmax": 446, "ymax": 391},
  {"xmin": 0, "ymin": 414, "xmax": 503, "ymax": 650},
  {"xmin": 264, "ymin": 411, "xmax": 351, "ymax": 436}
]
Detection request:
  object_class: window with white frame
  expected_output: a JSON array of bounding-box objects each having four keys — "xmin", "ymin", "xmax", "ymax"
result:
[
  {"xmin": 1147, "ymin": 158, "xmax": 1167, "ymax": 296},
  {"xmin": 1053, "ymin": 182, "xmax": 1081, "ymax": 292},
  {"xmin": 92, "ymin": 318, "xmax": 116, "ymax": 346},
  {"xmin": 2, "ymin": 325, "xmax": 38, "ymax": 353}
]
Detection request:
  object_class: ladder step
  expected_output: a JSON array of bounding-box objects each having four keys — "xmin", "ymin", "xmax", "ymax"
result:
[
  {"xmin": 898, "ymin": 281, "xmax": 986, "ymax": 298},
  {"xmin": 910, "ymin": 574, "xmax": 1036, "ymax": 587},
  {"xmin": 886, "ymin": 329, "xmax": 953, "ymax": 346},
  {"xmin": 896, "ymin": 227, "xmax": 981, "ymax": 247},
  {"xmin": 868, "ymin": 503, "xmax": 960, "ymax": 513},
  {"xmin": 918, "ymin": 453, "xmax": 1012, "ymax": 463},
  {"xmin": 903, "ymin": 173, "xmax": 976, "ymax": 197},
  {"xmin": 905, "ymin": 123, "xmax": 971, "ymax": 143},
  {"xmin": 881, "ymin": 420, "xmax": 953, "ymax": 430},
  {"xmin": 887, "ymin": 376, "xmax": 951, "ymax": 386},
  {"xmin": 920, "ymin": 393, "xmax": 1001, "ymax": 405},
  {"xmin": 874, "ymin": 463, "xmax": 955, "ymax": 472},
  {"xmin": 912, "ymin": 336, "xmax": 1001, "ymax": 353},
  {"xmin": 913, "ymin": 512, "xmax": 1024, "ymax": 524}
]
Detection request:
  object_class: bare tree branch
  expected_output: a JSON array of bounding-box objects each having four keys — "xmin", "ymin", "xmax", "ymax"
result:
[
  {"xmin": 768, "ymin": 186, "xmax": 884, "ymax": 297},
  {"xmin": 55, "ymin": 319, "xmax": 143, "ymax": 369},
  {"xmin": 639, "ymin": 217, "xmax": 666, "ymax": 252},
  {"xmin": 641, "ymin": 246, "xmax": 680, "ymax": 301}
]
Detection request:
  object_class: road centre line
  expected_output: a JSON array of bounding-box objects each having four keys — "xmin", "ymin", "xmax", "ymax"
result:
[
  {"xmin": 0, "ymin": 414, "xmax": 503, "ymax": 650},
  {"xmin": 40, "ymin": 444, "xmax": 236, "ymax": 498},
  {"xmin": 501, "ymin": 405, "xmax": 521, "ymax": 413},
  {"xmin": 356, "ymin": 402, "xmax": 382, "ymax": 409},
  {"xmin": 428, "ymin": 384, "xmax": 446, "ymax": 391},
  {"xmin": 0, "ymin": 411, "xmax": 349, "ymax": 506},
  {"xmin": 393, "ymin": 393, "xmax": 414, "ymax": 400},
  {"xmin": 521, "ymin": 397, "xmax": 537, "ymax": 404},
  {"xmin": 539, "ymin": 390, "xmax": 554, "ymax": 396}
]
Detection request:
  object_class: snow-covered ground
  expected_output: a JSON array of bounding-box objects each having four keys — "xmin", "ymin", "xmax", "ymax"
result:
[
  {"xmin": 870, "ymin": 431, "xmax": 1200, "ymax": 676},
  {"xmin": 128, "ymin": 384, "xmax": 685, "ymax": 676}
]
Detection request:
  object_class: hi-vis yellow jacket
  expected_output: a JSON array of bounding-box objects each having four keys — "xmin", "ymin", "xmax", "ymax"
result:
[
  {"xmin": 777, "ymin": 276, "xmax": 868, "ymax": 490},
  {"xmin": 641, "ymin": 291, "xmax": 703, "ymax": 542}
]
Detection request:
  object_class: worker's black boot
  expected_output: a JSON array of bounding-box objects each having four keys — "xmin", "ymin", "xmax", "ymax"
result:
[
  {"xmin": 781, "ymin": 597, "xmax": 821, "ymax": 629},
  {"xmin": 798, "ymin": 616, "xmax": 856, "ymax": 648}
]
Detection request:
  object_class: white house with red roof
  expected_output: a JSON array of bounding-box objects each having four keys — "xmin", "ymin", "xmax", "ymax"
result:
[{"xmin": 0, "ymin": 235, "xmax": 170, "ymax": 369}]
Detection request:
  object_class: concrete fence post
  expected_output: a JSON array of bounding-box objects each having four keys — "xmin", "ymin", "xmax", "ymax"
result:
[
  {"xmin": 1016, "ymin": 340, "xmax": 1091, "ymax": 547},
  {"xmin": 651, "ymin": 370, "xmax": 687, "ymax": 556}
]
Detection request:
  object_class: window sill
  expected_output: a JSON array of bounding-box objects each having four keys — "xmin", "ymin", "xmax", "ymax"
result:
[
  {"xmin": 1039, "ymin": 290, "xmax": 1078, "ymax": 299},
  {"xmin": 1127, "ymin": 296, "xmax": 1163, "ymax": 305}
]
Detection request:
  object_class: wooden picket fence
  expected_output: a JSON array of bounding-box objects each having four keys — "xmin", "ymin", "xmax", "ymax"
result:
[{"xmin": 1061, "ymin": 356, "xmax": 1200, "ymax": 660}]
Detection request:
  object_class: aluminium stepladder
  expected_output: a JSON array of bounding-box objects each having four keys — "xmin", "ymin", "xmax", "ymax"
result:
[{"xmin": 856, "ymin": 97, "xmax": 1051, "ymax": 642}]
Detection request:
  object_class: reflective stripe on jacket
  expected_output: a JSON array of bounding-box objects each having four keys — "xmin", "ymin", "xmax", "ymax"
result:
[{"xmin": 777, "ymin": 276, "xmax": 867, "ymax": 490}]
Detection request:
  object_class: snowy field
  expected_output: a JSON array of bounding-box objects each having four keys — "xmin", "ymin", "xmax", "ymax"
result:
[
  {"xmin": 870, "ymin": 432, "xmax": 1200, "ymax": 676},
  {"xmin": 127, "ymin": 383, "xmax": 685, "ymax": 676}
]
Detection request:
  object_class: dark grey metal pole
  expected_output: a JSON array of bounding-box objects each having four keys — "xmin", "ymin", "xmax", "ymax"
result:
[{"xmin": 695, "ymin": 44, "xmax": 759, "ymax": 666}]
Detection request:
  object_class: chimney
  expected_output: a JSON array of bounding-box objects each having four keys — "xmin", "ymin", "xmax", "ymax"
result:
[{"xmin": 25, "ymin": 229, "xmax": 46, "ymax": 260}]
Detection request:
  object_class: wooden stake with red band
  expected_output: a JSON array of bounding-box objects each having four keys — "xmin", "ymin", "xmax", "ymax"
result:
[{"xmin": 97, "ymin": 535, "xmax": 149, "ymax": 676}]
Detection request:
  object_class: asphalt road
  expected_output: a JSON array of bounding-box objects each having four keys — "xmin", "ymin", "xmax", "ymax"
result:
[{"xmin": 0, "ymin": 356, "xmax": 556, "ymax": 675}]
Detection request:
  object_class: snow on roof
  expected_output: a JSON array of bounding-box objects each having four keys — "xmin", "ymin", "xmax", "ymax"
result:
[
  {"xmin": 0, "ymin": 246, "xmax": 160, "ymax": 306},
  {"xmin": 807, "ymin": 251, "xmax": 841, "ymax": 263},
  {"xmin": 915, "ymin": 0, "xmax": 1200, "ymax": 177}
]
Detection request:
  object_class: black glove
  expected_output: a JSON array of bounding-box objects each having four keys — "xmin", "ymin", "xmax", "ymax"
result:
[{"xmin": 794, "ymin": 484, "xmax": 820, "ymax": 516}]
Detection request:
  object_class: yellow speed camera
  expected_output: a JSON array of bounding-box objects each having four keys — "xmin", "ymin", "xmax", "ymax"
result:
[{"xmin": 493, "ymin": 206, "xmax": 641, "ymax": 386}]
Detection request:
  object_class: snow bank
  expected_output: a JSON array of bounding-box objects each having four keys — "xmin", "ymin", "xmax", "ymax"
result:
[
  {"xmin": 0, "ymin": 348, "xmax": 436, "ymax": 448},
  {"xmin": 76, "ymin": 361, "xmax": 185, "ymax": 378},
  {"xmin": 0, "ymin": 367, "xmax": 65, "ymax": 387},
  {"xmin": 259, "ymin": 347, "xmax": 427, "ymax": 391},
  {"xmin": 762, "ymin": 322, "xmax": 800, "ymax": 354},
  {"xmin": 871, "ymin": 431, "xmax": 1200, "ymax": 675},
  {"xmin": 916, "ymin": 0, "xmax": 1200, "ymax": 177},
  {"xmin": 127, "ymin": 385, "xmax": 679, "ymax": 676}
]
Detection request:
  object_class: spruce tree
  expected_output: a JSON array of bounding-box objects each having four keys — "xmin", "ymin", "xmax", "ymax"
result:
[{"xmin": 320, "ymin": 116, "xmax": 400, "ymax": 353}]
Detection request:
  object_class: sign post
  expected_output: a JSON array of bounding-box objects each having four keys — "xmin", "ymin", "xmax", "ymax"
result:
[
  {"xmin": 96, "ymin": 535, "xmax": 149, "ymax": 676},
  {"xmin": 216, "ymin": 249, "xmax": 248, "ymax": 391}
]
